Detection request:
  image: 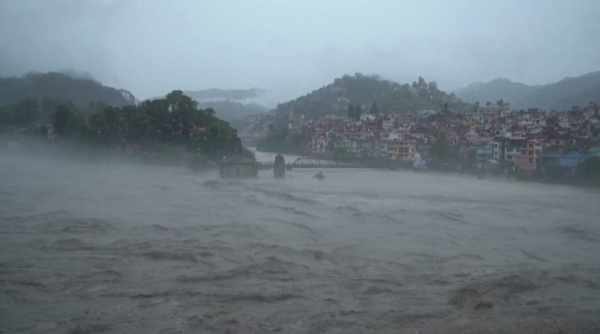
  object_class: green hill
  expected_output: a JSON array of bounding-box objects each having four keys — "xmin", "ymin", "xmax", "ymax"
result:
[
  {"xmin": 454, "ymin": 78, "xmax": 539, "ymax": 107},
  {"xmin": 455, "ymin": 71, "xmax": 600, "ymax": 111},
  {"xmin": 273, "ymin": 73, "xmax": 465, "ymax": 120},
  {"xmin": 552, "ymin": 83, "xmax": 600, "ymax": 111},
  {"xmin": 516, "ymin": 72, "xmax": 600, "ymax": 110}
]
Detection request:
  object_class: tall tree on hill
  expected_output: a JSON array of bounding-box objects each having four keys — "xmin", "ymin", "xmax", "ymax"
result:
[
  {"xmin": 347, "ymin": 104, "xmax": 355, "ymax": 119},
  {"xmin": 431, "ymin": 133, "xmax": 451, "ymax": 165},
  {"xmin": 370, "ymin": 101, "xmax": 379, "ymax": 116},
  {"xmin": 428, "ymin": 81, "xmax": 438, "ymax": 92},
  {"xmin": 52, "ymin": 103, "xmax": 74, "ymax": 136},
  {"xmin": 496, "ymin": 99, "xmax": 504, "ymax": 107},
  {"xmin": 166, "ymin": 90, "xmax": 198, "ymax": 110},
  {"xmin": 354, "ymin": 104, "xmax": 363, "ymax": 120}
]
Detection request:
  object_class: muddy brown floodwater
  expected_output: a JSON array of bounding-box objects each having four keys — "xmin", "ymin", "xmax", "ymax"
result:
[{"xmin": 1, "ymin": 153, "xmax": 600, "ymax": 333}]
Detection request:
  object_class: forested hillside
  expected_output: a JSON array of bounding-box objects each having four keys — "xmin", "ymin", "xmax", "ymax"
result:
[{"xmin": 273, "ymin": 73, "xmax": 466, "ymax": 120}]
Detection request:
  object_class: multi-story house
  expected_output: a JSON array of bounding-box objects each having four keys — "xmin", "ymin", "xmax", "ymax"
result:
[
  {"xmin": 504, "ymin": 137, "xmax": 527, "ymax": 162},
  {"xmin": 493, "ymin": 136, "xmax": 504, "ymax": 161},
  {"xmin": 547, "ymin": 135, "xmax": 567, "ymax": 153},
  {"xmin": 470, "ymin": 137, "xmax": 494, "ymax": 162},
  {"xmin": 387, "ymin": 138, "xmax": 417, "ymax": 163},
  {"xmin": 514, "ymin": 139, "xmax": 544, "ymax": 171}
]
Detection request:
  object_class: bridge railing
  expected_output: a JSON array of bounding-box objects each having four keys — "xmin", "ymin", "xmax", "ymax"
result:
[{"xmin": 256, "ymin": 158, "xmax": 410, "ymax": 169}]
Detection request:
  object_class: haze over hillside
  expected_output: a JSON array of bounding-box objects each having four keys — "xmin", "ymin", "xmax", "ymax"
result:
[
  {"xmin": 181, "ymin": 88, "xmax": 269, "ymax": 103},
  {"xmin": 455, "ymin": 71, "xmax": 600, "ymax": 110},
  {"xmin": 152, "ymin": 88, "xmax": 271, "ymax": 122},
  {"xmin": 2, "ymin": 1, "xmax": 599, "ymax": 103},
  {"xmin": 196, "ymin": 100, "xmax": 268, "ymax": 122},
  {"xmin": 0, "ymin": 72, "xmax": 136, "ymax": 107}
]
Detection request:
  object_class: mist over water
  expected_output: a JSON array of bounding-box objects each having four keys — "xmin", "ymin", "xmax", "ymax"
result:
[{"xmin": 1, "ymin": 153, "xmax": 600, "ymax": 333}]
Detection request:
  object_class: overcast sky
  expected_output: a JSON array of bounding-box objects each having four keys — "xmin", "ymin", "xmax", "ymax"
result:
[{"xmin": 1, "ymin": 0, "xmax": 599, "ymax": 106}]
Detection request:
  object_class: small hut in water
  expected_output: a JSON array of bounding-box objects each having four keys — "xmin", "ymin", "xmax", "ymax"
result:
[{"xmin": 219, "ymin": 133, "xmax": 258, "ymax": 178}]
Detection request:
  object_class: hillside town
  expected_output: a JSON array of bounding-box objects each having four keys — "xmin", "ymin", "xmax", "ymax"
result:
[{"xmin": 241, "ymin": 100, "xmax": 600, "ymax": 175}]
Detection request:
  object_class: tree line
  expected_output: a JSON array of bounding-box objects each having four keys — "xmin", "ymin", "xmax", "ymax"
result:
[{"xmin": 1, "ymin": 91, "xmax": 248, "ymax": 166}]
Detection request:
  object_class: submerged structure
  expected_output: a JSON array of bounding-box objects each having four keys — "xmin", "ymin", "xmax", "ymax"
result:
[
  {"xmin": 274, "ymin": 153, "xmax": 285, "ymax": 178},
  {"xmin": 219, "ymin": 134, "xmax": 258, "ymax": 178}
]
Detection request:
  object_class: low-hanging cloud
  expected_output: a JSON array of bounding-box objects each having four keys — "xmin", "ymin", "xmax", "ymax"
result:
[{"xmin": 1, "ymin": 0, "xmax": 599, "ymax": 105}]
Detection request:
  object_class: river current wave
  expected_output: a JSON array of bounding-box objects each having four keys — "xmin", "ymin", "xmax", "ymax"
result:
[{"xmin": 1, "ymin": 154, "xmax": 599, "ymax": 333}]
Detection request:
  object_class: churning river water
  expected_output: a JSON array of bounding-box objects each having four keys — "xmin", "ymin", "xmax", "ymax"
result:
[{"xmin": 1, "ymin": 152, "xmax": 600, "ymax": 333}]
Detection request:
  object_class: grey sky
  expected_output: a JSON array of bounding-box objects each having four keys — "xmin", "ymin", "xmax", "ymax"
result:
[{"xmin": 1, "ymin": 0, "xmax": 599, "ymax": 106}]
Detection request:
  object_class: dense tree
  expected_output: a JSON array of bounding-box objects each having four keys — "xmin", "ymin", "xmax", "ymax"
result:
[
  {"xmin": 486, "ymin": 101, "xmax": 492, "ymax": 106},
  {"xmin": 51, "ymin": 103, "xmax": 74, "ymax": 136},
  {"xmin": 370, "ymin": 101, "xmax": 379, "ymax": 116},
  {"xmin": 428, "ymin": 81, "xmax": 438, "ymax": 92},
  {"xmin": 188, "ymin": 121, "xmax": 234, "ymax": 159},
  {"xmin": 574, "ymin": 157, "xmax": 600, "ymax": 187},
  {"xmin": 355, "ymin": 104, "xmax": 363, "ymax": 120},
  {"xmin": 13, "ymin": 97, "xmax": 40, "ymax": 127},
  {"xmin": 43, "ymin": 90, "xmax": 236, "ymax": 159},
  {"xmin": 431, "ymin": 133, "xmax": 451, "ymax": 164},
  {"xmin": 0, "ymin": 106, "xmax": 13, "ymax": 128},
  {"xmin": 496, "ymin": 99, "xmax": 504, "ymax": 107},
  {"xmin": 88, "ymin": 101, "xmax": 107, "ymax": 115},
  {"xmin": 466, "ymin": 148, "xmax": 477, "ymax": 170},
  {"xmin": 347, "ymin": 104, "xmax": 355, "ymax": 119},
  {"xmin": 43, "ymin": 98, "xmax": 75, "ymax": 121},
  {"xmin": 166, "ymin": 90, "xmax": 198, "ymax": 110}
]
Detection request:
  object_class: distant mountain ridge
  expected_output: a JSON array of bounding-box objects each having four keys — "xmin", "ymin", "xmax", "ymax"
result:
[
  {"xmin": 182, "ymin": 88, "xmax": 268, "ymax": 102},
  {"xmin": 153, "ymin": 88, "xmax": 271, "ymax": 122},
  {"xmin": 455, "ymin": 71, "xmax": 600, "ymax": 110},
  {"xmin": 455, "ymin": 78, "xmax": 539, "ymax": 106},
  {"xmin": 0, "ymin": 72, "xmax": 136, "ymax": 107},
  {"xmin": 196, "ymin": 100, "xmax": 268, "ymax": 122}
]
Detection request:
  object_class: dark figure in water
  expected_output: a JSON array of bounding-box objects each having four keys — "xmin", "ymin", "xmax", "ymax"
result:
[{"xmin": 274, "ymin": 153, "xmax": 285, "ymax": 178}]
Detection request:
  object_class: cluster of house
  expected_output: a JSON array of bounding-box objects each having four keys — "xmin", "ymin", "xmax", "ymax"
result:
[{"xmin": 282, "ymin": 102, "xmax": 600, "ymax": 172}]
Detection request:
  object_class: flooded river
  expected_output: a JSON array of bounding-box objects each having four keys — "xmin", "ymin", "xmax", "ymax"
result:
[{"xmin": 1, "ymin": 153, "xmax": 600, "ymax": 333}]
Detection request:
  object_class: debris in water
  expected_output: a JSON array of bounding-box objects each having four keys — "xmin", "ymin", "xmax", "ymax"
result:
[{"xmin": 314, "ymin": 171, "xmax": 325, "ymax": 180}]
